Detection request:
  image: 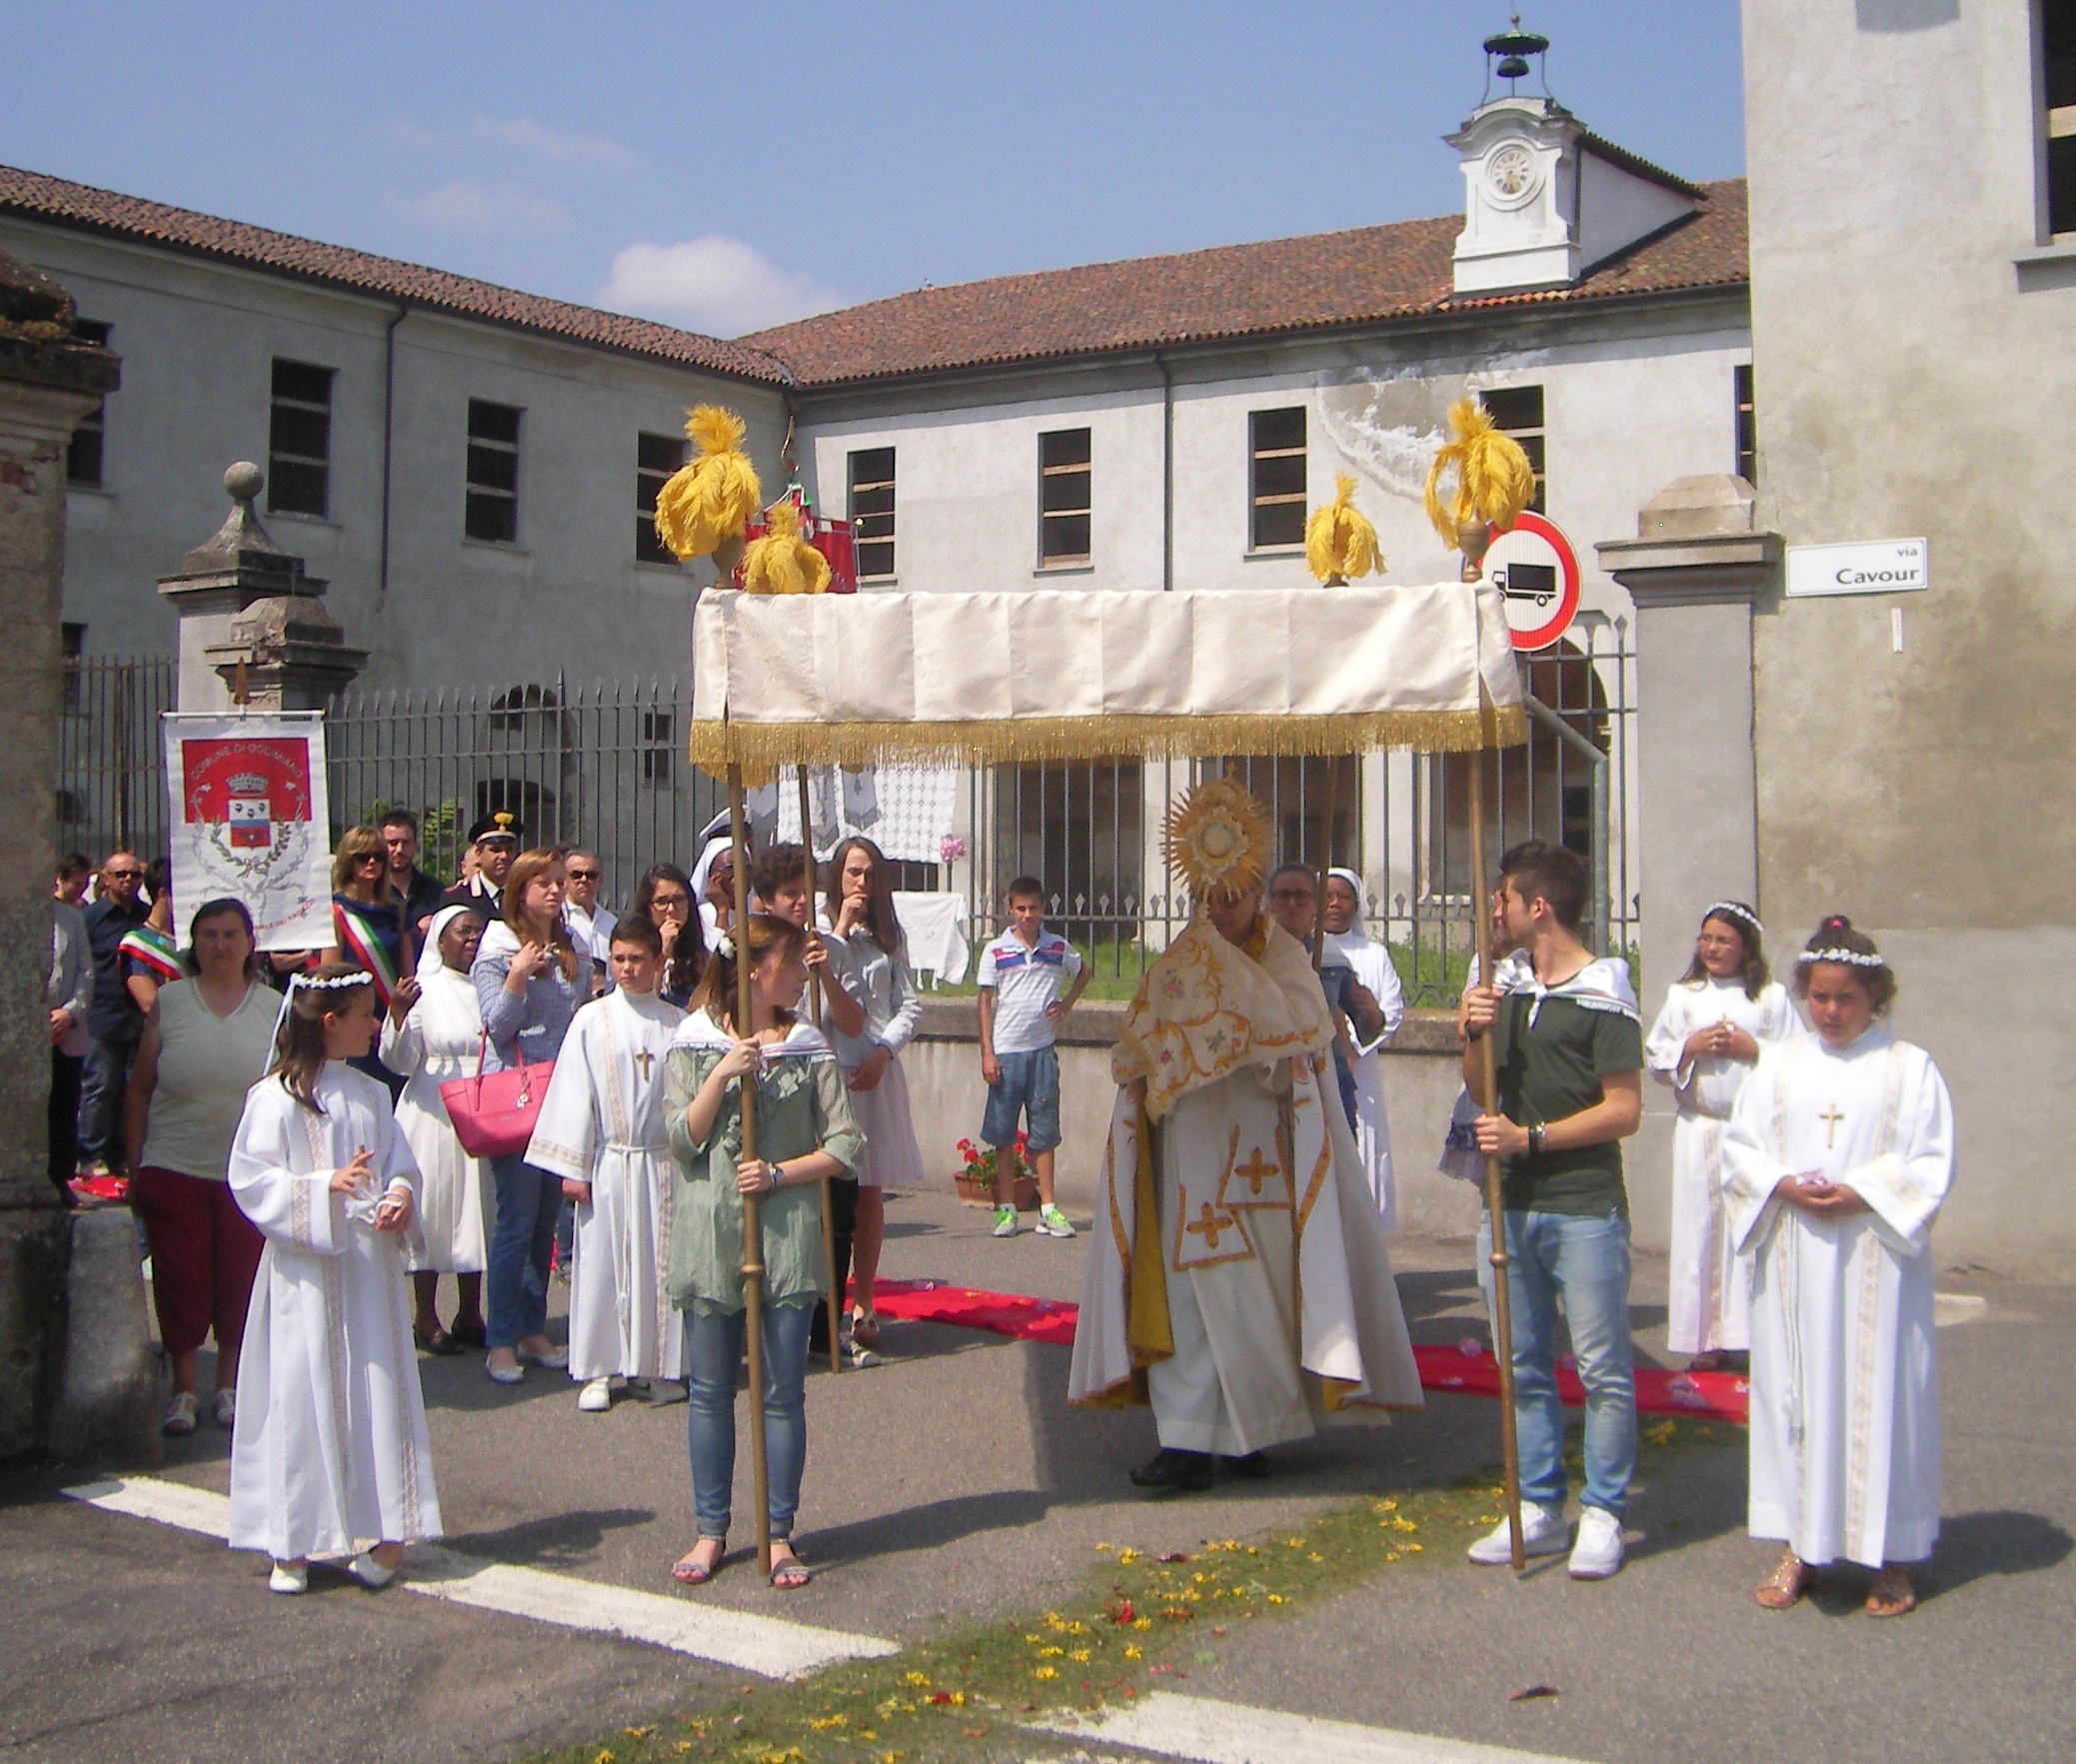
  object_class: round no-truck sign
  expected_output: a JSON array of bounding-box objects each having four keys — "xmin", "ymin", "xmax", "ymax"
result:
[{"xmin": 1485, "ymin": 510, "xmax": 1581, "ymax": 651}]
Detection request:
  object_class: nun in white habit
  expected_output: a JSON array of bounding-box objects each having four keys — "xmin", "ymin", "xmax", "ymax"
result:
[{"xmin": 1322, "ymin": 869, "xmax": 1406, "ymax": 1228}]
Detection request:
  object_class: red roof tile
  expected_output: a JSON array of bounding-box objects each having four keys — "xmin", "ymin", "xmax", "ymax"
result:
[
  {"xmin": 748, "ymin": 180, "xmax": 1747, "ymax": 388},
  {"xmin": 0, "ymin": 164, "xmax": 788, "ymax": 384}
]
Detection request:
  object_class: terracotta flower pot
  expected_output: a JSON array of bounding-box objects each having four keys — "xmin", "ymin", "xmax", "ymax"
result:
[{"xmin": 954, "ymin": 1167, "xmax": 1040, "ymax": 1210}]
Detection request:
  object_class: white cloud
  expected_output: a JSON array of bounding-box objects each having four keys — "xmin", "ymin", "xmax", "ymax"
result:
[
  {"xmin": 596, "ymin": 237, "xmax": 844, "ymax": 338},
  {"xmin": 401, "ymin": 181, "xmax": 569, "ymax": 231},
  {"xmin": 473, "ymin": 115, "xmax": 641, "ymax": 172}
]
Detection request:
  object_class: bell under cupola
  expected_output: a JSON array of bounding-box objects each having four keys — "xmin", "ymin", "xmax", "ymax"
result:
[{"xmin": 1447, "ymin": 18, "xmax": 1702, "ymax": 296}]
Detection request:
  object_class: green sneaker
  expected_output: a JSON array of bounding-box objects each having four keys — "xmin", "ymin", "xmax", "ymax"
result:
[
  {"xmin": 1038, "ymin": 1204, "xmax": 1076, "ymax": 1238},
  {"xmin": 992, "ymin": 1205, "xmax": 1019, "ymax": 1237}
]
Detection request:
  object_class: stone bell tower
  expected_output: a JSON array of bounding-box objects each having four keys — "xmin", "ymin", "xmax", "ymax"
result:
[{"xmin": 1447, "ymin": 19, "xmax": 1702, "ymax": 295}]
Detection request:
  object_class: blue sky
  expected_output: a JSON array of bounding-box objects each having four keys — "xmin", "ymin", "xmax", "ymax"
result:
[{"xmin": 1, "ymin": 2, "xmax": 1745, "ymax": 338}]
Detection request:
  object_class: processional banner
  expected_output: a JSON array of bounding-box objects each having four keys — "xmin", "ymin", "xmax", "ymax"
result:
[{"xmin": 163, "ymin": 711, "xmax": 332, "ymax": 951}]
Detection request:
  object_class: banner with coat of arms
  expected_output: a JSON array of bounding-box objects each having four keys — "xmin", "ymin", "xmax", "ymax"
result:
[{"xmin": 164, "ymin": 712, "xmax": 333, "ymax": 950}]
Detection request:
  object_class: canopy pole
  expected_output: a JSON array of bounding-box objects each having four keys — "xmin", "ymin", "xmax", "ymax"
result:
[
  {"xmin": 728, "ymin": 767, "xmax": 772, "ymax": 1577},
  {"xmin": 1311, "ymin": 758, "xmax": 1341, "ymax": 972},
  {"xmin": 1469, "ymin": 752, "xmax": 1525, "ymax": 1572},
  {"xmin": 799, "ymin": 764, "xmax": 842, "ymax": 1376}
]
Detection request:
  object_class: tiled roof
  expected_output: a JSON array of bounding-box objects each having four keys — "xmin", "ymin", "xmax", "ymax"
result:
[
  {"xmin": 0, "ymin": 164, "xmax": 788, "ymax": 384},
  {"xmin": 748, "ymin": 180, "xmax": 1747, "ymax": 388}
]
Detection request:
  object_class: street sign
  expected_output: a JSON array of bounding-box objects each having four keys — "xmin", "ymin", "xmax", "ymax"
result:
[
  {"xmin": 1784, "ymin": 537, "xmax": 1928, "ymax": 598},
  {"xmin": 1486, "ymin": 510, "xmax": 1581, "ymax": 651}
]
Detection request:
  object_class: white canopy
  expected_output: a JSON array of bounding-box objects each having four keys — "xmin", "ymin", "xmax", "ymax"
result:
[{"xmin": 690, "ymin": 583, "xmax": 1525, "ymax": 781}]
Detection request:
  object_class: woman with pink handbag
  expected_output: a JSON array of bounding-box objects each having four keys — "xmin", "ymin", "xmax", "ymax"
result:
[{"xmin": 470, "ymin": 848, "xmax": 587, "ymax": 1385}]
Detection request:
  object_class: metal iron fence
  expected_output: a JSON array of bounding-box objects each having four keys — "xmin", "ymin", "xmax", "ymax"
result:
[
  {"xmin": 56, "ymin": 655, "xmax": 175, "ymax": 865},
  {"xmin": 962, "ymin": 619, "xmax": 1637, "ymax": 1005}
]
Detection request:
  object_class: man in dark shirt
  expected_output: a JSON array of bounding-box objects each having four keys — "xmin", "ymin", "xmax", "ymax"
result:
[
  {"xmin": 1460, "ymin": 840, "xmax": 1643, "ymax": 1581},
  {"xmin": 78, "ymin": 851, "xmax": 151, "ymax": 1173},
  {"xmin": 443, "ymin": 812, "xmax": 521, "ymax": 915},
  {"xmin": 381, "ymin": 808, "xmax": 449, "ymax": 941}
]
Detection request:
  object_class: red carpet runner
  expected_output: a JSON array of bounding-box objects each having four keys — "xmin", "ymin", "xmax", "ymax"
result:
[{"xmin": 869, "ymin": 1276, "xmax": 1748, "ymax": 1424}]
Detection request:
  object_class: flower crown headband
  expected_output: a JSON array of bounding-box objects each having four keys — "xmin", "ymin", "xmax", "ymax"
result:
[
  {"xmin": 1793, "ymin": 946, "xmax": 1886, "ymax": 968},
  {"xmin": 289, "ymin": 969, "xmax": 374, "ymax": 992},
  {"xmin": 1704, "ymin": 901, "xmax": 1763, "ymax": 937}
]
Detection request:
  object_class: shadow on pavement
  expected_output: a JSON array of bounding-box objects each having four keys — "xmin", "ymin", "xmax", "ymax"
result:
[
  {"xmin": 442, "ymin": 1504, "xmax": 658, "ymax": 1566},
  {"xmin": 1923, "ymin": 1509, "xmax": 2074, "ymax": 1597},
  {"xmin": 804, "ymin": 1487, "xmax": 1051, "ymax": 1566}
]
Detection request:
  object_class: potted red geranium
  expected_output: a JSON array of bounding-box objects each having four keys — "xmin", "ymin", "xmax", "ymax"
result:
[{"xmin": 955, "ymin": 1134, "xmax": 1039, "ymax": 1210}]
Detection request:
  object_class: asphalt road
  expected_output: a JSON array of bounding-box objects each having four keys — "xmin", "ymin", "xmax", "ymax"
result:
[{"xmin": 3, "ymin": 1189, "xmax": 2069, "ymax": 1762}]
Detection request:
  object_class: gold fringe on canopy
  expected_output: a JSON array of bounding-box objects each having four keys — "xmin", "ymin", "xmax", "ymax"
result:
[
  {"xmin": 688, "ymin": 705, "xmax": 1527, "ymax": 786},
  {"xmin": 654, "ymin": 406, "xmax": 763, "ymax": 561},
  {"xmin": 1422, "ymin": 397, "xmax": 1537, "ymax": 552},
  {"xmin": 740, "ymin": 499, "xmax": 832, "ymax": 595},
  {"xmin": 1304, "ymin": 474, "xmax": 1384, "ymax": 585}
]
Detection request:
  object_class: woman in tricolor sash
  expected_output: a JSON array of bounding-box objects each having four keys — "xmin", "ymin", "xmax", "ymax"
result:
[{"xmin": 327, "ymin": 825, "xmax": 414, "ymax": 1095}]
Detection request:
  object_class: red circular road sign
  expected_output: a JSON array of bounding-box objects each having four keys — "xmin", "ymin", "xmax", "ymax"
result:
[{"xmin": 1485, "ymin": 510, "xmax": 1581, "ymax": 651}]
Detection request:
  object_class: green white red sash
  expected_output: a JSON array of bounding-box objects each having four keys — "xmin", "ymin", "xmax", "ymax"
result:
[
  {"xmin": 333, "ymin": 898, "xmax": 401, "ymax": 1008},
  {"xmin": 118, "ymin": 923, "xmax": 183, "ymax": 983}
]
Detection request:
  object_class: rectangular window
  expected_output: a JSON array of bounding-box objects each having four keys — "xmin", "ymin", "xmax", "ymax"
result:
[
  {"xmin": 636, "ymin": 431, "xmax": 686, "ymax": 564},
  {"xmin": 1480, "ymin": 386, "xmax": 1544, "ymax": 514},
  {"xmin": 466, "ymin": 399, "xmax": 522, "ymax": 543},
  {"xmin": 642, "ymin": 711, "xmax": 674, "ymax": 784},
  {"xmin": 848, "ymin": 446, "xmax": 897, "ymax": 579},
  {"xmin": 1734, "ymin": 364, "xmax": 1757, "ymax": 484},
  {"xmin": 1248, "ymin": 408, "xmax": 1307, "ymax": 549},
  {"xmin": 61, "ymin": 622, "xmax": 85, "ymax": 715},
  {"xmin": 268, "ymin": 359, "xmax": 334, "ymax": 517},
  {"xmin": 2048, "ymin": 0, "xmax": 2076, "ymax": 237},
  {"xmin": 66, "ymin": 320, "xmax": 110, "ymax": 487},
  {"xmin": 1038, "ymin": 427, "xmax": 1091, "ymax": 567}
]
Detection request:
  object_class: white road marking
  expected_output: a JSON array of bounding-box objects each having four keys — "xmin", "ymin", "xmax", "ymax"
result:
[
  {"xmin": 1032, "ymin": 1691, "xmax": 1591, "ymax": 1764},
  {"xmin": 62, "ymin": 1476, "xmax": 896, "ymax": 1679}
]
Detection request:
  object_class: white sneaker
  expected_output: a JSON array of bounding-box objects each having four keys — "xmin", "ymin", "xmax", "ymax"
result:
[
  {"xmin": 1568, "ymin": 1506, "xmax": 1625, "ymax": 1579},
  {"xmin": 1466, "ymin": 1500, "xmax": 1571, "ymax": 1565},
  {"xmin": 577, "ymin": 1376, "xmax": 613, "ymax": 1412},
  {"xmin": 1038, "ymin": 1205, "xmax": 1076, "ymax": 1238},
  {"xmin": 992, "ymin": 1206, "xmax": 1019, "ymax": 1237},
  {"xmin": 269, "ymin": 1561, "xmax": 308, "ymax": 1595}
]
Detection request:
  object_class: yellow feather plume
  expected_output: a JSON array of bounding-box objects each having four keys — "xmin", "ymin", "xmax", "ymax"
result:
[
  {"xmin": 1422, "ymin": 397, "xmax": 1537, "ymax": 551},
  {"xmin": 740, "ymin": 499, "xmax": 832, "ymax": 596},
  {"xmin": 653, "ymin": 405, "xmax": 762, "ymax": 561},
  {"xmin": 1303, "ymin": 474, "xmax": 1384, "ymax": 585}
]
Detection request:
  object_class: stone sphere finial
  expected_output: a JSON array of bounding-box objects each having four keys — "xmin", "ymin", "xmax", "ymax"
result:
[{"xmin": 224, "ymin": 461, "xmax": 264, "ymax": 504}]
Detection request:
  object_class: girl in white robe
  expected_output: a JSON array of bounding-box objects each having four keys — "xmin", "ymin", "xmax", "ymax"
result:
[
  {"xmin": 527, "ymin": 916, "xmax": 687, "ymax": 1408},
  {"xmin": 1722, "ymin": 916, "xmax": 1952, "ymax": 1618},
  {"xmin": 229, "ymin": 966, "xmax": 442, "ymax": 1594},
  {"xmin": 379, "ymin": 904, "xmax": 491, "ymax": 1351},
  {"xmin": 1644, "ymin": 902, "xmax": 1797, "ymax": 1361},
  {"xmin": 1323, "ymin": 870, "xmax": 1406, "ymax": 1228}
]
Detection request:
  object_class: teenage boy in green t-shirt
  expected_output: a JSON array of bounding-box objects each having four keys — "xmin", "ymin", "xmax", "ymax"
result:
[{"xmin": 1459, "ymin": 841, "xmax": 1643, "ymax": 1581}]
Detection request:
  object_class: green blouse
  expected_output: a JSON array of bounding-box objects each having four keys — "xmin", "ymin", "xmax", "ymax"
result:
[{"xmin": 663, "ymin": 1026, "xmax": 865, "ymax": 1315}]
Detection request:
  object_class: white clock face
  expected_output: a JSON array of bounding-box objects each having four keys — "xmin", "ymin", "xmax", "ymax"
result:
[{"xmin": 1485, "ymin": 143, "xmax": 1538, "ymax": 203}]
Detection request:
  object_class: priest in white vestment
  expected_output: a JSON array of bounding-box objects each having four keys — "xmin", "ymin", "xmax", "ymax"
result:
[
  {"xmin": 527, "ymin": 917, "xmax": 687, "ymax": 1409},
  {"xmin": 1324, "ymin": 869, "xmax": 1406, "ymax": 1228},
  {"xmin": 228, "ymin": 971, "xmax": 442, "ymax": 1592},
  {"xmin": 1721, "ymin": 917, "xmax": 1952, "ymax": 1617},
  {"xmin": 1069, "ymin": 782, "xmax": 1422, "ymax": 1493},
  {"xmin": 1644, "ymin": 902, "xmax": 1798, "ymax": 1361}
]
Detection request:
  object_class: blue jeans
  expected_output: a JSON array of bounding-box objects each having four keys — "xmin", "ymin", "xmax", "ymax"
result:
[
  {"xmin": 684, "ymin": 1300, "xmax": 815, "ymax": 1541},
  {"xmin": 487, "ymin": 1154, "xmax": 561, "ymax": 1349},
  {"xmin": 1477, "ymin": 1208, "xmax": 1637, "ymax": 1517},
  {"xmin": 982, "ymin": 1045, "xmax": 1061, "ymax": 1151},
  {"xmin": 76, "ymin": 1033, "xmax": 136, "ymax": 1166}
]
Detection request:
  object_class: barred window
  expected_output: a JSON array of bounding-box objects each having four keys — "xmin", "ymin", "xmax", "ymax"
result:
[
  {"xmin": 67, "ymin": 320, "xmax": 111, "ymax": 487},
  {"xmin": 637, "ymin": 431, "xmax": 686, "ymax": 564},
  {"xmin": 1480, "ymin": 385, "xmax": 1545, "ymax": 514},
  {"xmin": 849, "ymin": 447, "xmax": 896, "ymax": 579},
  {"xmin": 1734, "ymin": 364, "xmax": 1757, "ymax": 484},
  {"xmin": 1038, "ymin": 428, "xmax": 1091, "ymax": 567},
  {"xmin": 2047, "ymin": 0, "xmax": 2076, "ymax": 237},
  {"xmin": 642, "ymin": 711, "xmax": 675, "ymax": 784},
  {"xmin": 1248, "ymin": 408, "xmax": 1306, "ymax": 549},
  {"xmin": 466, "ymin": 400, "xmax": 522, "ymax": 543},
  {"xmin": 269, "ymin": 360, "xmax": 334, "ymax": 517}
]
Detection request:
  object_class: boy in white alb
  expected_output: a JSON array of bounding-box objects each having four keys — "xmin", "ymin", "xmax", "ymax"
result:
[
  {"xmin": 526, "ymin": 917, "xmax": 687, "ymax": 1410},
  {"xmin": 977, "ymin": 878, "xmax": 1089, "ymax": 1238}
]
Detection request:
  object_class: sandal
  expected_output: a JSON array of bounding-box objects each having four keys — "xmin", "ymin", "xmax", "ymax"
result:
[
  {"xmin": 1865, "ymin": 1564, "xmax": 1917, "ymax": 1618},
  {"xmin": 672, "ymin": 1538, "xmax": 726, "ymax": 1585},
  {"xmin": 162, "ymin": 1392, "xmax": 198, "ymax": 1437},
  {"xmin": 1753, "ymin": 1547, "xmax": 1807, "ymax": 1610},
  {"xmin": 851, "ymin": 1308, "xmax": 880, "ymax": 1348},
  {"xmin": 769, "ymin": 1545, "xmax": 813, "ymax": 1590}
]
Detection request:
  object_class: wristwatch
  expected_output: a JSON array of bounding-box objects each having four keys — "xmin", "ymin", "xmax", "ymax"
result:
[{"xmin": 1527, "ymin": 1124, "xmax": 1546, "ymax": 1157}]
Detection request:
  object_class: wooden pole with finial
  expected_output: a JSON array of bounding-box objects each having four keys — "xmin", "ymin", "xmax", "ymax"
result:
[
  {"xmin": 1462, "ymin": 527, "xmax": 1525, "ymax": 1572},
  {"xmin": 727, "ymin": 765, "xmax": 772, "ymax": 1576},
  {"xmin": 799, "ymin": 764, "xmax": 843, "ymax": 1374},
  {"xmin": 1310, "ymin": 756, "xmax": 1342, "ymax": 974}
]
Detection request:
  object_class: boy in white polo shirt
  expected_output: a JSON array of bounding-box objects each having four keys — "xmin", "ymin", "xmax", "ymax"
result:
[{"xmin": 977, "ymin": 877, "xmax": 1089, "ymax": 1238}]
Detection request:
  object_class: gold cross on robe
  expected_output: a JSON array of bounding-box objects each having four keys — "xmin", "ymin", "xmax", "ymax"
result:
[
  {"xmin": 1818, "ymin": 1103, "xmax": 1845, "ymax": 1149},
  {"xmin": 1184, "ymin": 1201, "xmax": 1238, "ymax": 1253},
  {"xmin": 634, "ymin": 1049, "xmax": 655, "ymax": 1081},
  {"xmin": 1231, "ymin": 1147, "xmax": 1278, "ymax": 1198}
]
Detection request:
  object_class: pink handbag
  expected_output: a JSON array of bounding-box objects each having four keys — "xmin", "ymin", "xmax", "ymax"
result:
[{"xmin": 439, "ymin": 1032, "xmax": 553, "ymax": 1160}]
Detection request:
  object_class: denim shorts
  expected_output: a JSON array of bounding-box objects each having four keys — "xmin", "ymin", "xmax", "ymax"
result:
[{"xmin": 982, "ymin": 1046, "xmax": 1060, "ymax": 1151}]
